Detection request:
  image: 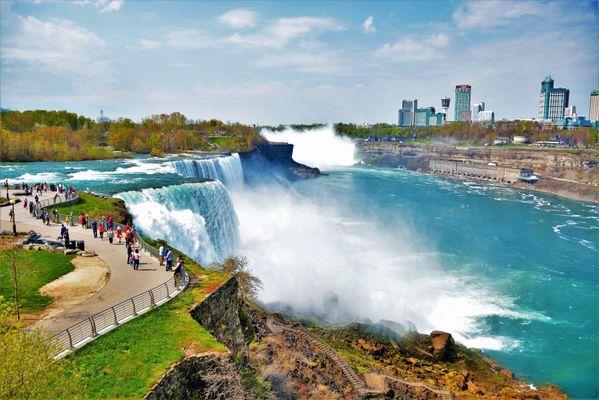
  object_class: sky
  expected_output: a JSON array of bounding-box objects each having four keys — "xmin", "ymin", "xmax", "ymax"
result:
[{"xmin": 1, "ymin": 0, "xmax": 598, "ymax": 124}]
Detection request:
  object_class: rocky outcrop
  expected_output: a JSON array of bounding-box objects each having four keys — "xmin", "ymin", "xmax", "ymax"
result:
[
  {"xmin": 430, "ymin": 331, "xmax": 455, "ymax": 361},
  {"xmin": 239, "ymin": 141, "xmax": 320, "ymax": 183},
  {"xmin": 190, "ymin": 277, "xmax": 246, "ymax": 358},
  {"xmin": 145, "ymin": 354, "xmax": 245, "ymax": 400}
]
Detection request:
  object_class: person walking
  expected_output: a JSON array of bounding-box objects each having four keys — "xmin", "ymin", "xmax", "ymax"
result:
[
  {"xmin": 132, "ymin": 249, "xmax": 141, "ymax": 270},
  {"xmin": 29, "ymin": 201, "xmax": 34, "ymax": 215},
  {"xmin": 91, "ymin": 219, "xmax": 98, "ymax": 238},
  {"xmin": 116, "ymin": 226, "xmax": 122, "ymax": 243},
  {"xmin": 45, "ymin": 211, "xmax": 51, "ymax": 226},
  {"xmin": 126, "ymin": 242, "xmax": 133, "ymax": 264},
  {"xmin": 79, "ymin": 213, "xmax": 85, "ymax": 227},
  {"xmin": 165, "ymin": 249, "xmax": 174, "ymax": 271},
  {"xmin": 98, "ymin": 224, "xmax": 105, "ymax": 240},
  {"xmin": 107, "ymin": 229, "xmax": 114, "ymax": 244},
  {"xmin": 159, "ymin": 244, "xmax": 165, "ymax": 266}
]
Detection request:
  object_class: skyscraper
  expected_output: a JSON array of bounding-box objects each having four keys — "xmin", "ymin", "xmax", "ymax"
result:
[
  {"xmin": 589, "ymin": 90, "xmax": 599, "ymax": 122},
  {"xmin": 455, "ymin": 85, "xmax": 471, "ymax": 122},
  {"xmin": 472, "ymin": 102, "xmax": 485, "ymax": 122},
  {"xmin": 538, "ymin": 76, "xmax": 569, "ymax": 121},
  {"xmin": 398, "ymin": 99, "xmax": 418, "ymax": 126}
]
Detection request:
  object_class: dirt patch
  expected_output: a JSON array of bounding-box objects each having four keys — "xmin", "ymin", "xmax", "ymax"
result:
[{"xmin": 37, "ymin": 255, "xmax": 110, "ymax": 321}]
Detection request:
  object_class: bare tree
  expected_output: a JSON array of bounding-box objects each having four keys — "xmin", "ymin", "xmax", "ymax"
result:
[{"xmin": 210, "ymin": 256, "xmax": 263, "ymax": 301}]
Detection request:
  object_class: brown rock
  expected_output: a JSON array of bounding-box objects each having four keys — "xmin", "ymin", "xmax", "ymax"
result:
[{"xmin": 430, "ymin": 330, "xmax": 455, "ymax": 361}]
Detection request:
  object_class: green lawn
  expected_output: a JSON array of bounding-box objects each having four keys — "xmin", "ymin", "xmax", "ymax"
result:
[
  {"xmin": 52, "ymin": 192, "xmax": 131, "ymax": 224},
  {"xmin": 0, "ymin": 249, "xmax": 74, "ymax": 313},
  {"xmin": 66, "ymin": 261, "xmax": 230, "ymax": 399},
  {"xmin": 209, "ymin": 136, "xmax": 249, "ymax": 152}
]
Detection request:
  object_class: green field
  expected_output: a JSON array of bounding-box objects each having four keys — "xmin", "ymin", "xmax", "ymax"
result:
[
  {"xmin": 52, "ymin": 192, "xmax": 131, "ymax": 224},
  {"xmin": 209, "ymin": 135, "xmax": 250, "ymax": 151},
  {"xmin": 0, "ymin": 248, "xmax": 74, "ymax": 313},
  {"xmin": 66, "ymin": 260, "xmax": 229, "ymax": 398}
]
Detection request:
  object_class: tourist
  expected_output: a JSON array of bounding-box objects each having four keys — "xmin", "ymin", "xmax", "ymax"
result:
[
  {"xmin": 126, "ymin": 242, "xmax": 133, "ymax": 264},
  {"xmin": 29, "ymin": 201, "xmax": 34, "ymax": 214},
  {"xmin": 23, "ymin": 198, "xmax": 28, "ymax": 208},
  {"xmin": 158, "ymin": 244, "xmax": 165, "ymax": 266},
  {"xmin": 107, "ymin": 229, "xmax": 114, "ymax": 244},
  {"xmin": 98, "ymin": 224, "xmax": 105, "ymax": 240},
  {"xmin": 116, "ymin": 226, "xmax": 122, "ymax": 243},
  {"xmin": 45, "ymin": 211, "xmax": 51, "ymax": 226},
  {"xmin": 79, "ymin": 213, "xmax": 85, "ymax": 227},
  {"xmin": 175, "ymin": 256, "xmax": 184, "ymax": 271},
  {"xmin": 69, "ymin": 212, "xmax": 74, "ymax": 226},
  {"xmin": 34, "ymin": 194, "xmax": 39, "ymax": 204},
  {"xmin": 132, "ymin": 249, "xmax": 141, "ymax": 270},
  {"xmin": 91, "ymin": 219, "xmax": 98, "ymax": 238},
  {"xmin": 53, "ymin": 209, "xmax": 59, "ymax": 222},
  {"xmin": 106, "ymin": 216, "xmax": 113, "ymax": 231},
  {"xmin": 53, "ymin": 192, "xmax": 59, "ymax": 203},
  {"xmin": 165, "ymin": 249, "xmax": 174, "ymax": 271}
]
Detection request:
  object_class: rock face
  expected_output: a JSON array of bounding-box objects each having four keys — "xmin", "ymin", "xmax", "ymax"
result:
[
  {"xmin": 239, "ymin": 141, "xmax": 320, "ymax": 183},
  {"xmin": 190, "ymin": 277, "xmax": 246, "ymax": 358},
  {"xmin": 145, "ymin": 354, "xmax": 244, "ymax": 400},
  {"xmin": 430, "ymin": 330, "xmax": 455, "ymax": 361}
]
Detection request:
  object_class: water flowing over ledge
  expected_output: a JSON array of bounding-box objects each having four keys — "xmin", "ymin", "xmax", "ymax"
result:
[{"xmin": 170, "ymin": 153, "xmax": 244, "ymax": 188}]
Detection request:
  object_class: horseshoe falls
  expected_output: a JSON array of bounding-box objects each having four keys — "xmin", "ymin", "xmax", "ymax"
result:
[
  {"xmin": 117, "ymin": 181, "xmax": 239, "ymax": 265},
  {"xmin": 170, "ymin": 153, "xmax": 244, "ymax": 187}
]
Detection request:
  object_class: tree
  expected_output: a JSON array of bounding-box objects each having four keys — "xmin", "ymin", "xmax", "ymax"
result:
[
  {"xmin": 210, "ymin": 256, "xmax": 262, "ymax": 301},
  {"xmin": 0, "ymin": 239, "xmax": 23, "ymax": 321},
  {"xmin": 0, "ymin": 296, "xmax": 79, "ymax": 399}
]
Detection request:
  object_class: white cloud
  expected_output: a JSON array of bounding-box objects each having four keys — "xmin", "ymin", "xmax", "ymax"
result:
[
  {"xmin": 95, "ymin": 0, "xmax": 124, "ymax": 12},
  {"xmin": 253, "ymin": 52, "xmax": 347, "ymax": 74},
  {"xmin": 217, "ymin": 9, "xmax": 258, "ymax": 29},
  {"xmin": 165, "ymin": 28, "xmax": 220, "ymax": 49},
  {"xmin": 363, "ymin": 16, "xmax": 376, "ymax": 34},
  {"xmin": 453, "ymin": 0, "xmax": 545, "ymax": 29},
  {"xmin": 375, "ymin": 33, "xmax": 450, "ymax": 62},
  {"xmin": 138, "ymin": 38, "xmax": 162, "ymax": 49},
  {"xmin": 225, "ymin": 16, "xmax": 343, "ymax": 48},
  {"xmin": 1, "ymin": 15, "xmax": 115, "ymax": 84}
]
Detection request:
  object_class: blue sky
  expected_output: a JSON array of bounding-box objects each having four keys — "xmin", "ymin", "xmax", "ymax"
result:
[{"xmin": 1, "ymin": 0, "xmax": 597, "ymax": 124}]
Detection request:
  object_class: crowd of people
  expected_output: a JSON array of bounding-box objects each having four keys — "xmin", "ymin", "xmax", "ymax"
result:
[{"xmin": 9, "ymin": 180, "xmax": 185, "ymax": 276}]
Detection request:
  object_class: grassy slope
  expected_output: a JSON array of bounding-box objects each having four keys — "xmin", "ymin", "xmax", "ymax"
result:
[
  {"xmin": 66, "ymin": 258, "xmax": 230, "ymax": 399},
  {"xmin": 209, "ymin": 136, "xmax": 249, "ymax": 152},
  {"xmin": 0, "ymin": 249, "xmax": 75, "ymax": 313},
  {"xmin": 52, "ymin": 192, "xmax": 132, "ymax": 224}
]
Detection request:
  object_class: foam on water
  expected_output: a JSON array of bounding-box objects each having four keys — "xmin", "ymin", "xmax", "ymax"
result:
[{"xmin": 170, "ymin": 153, "xmax": 244, "ymax": 187}]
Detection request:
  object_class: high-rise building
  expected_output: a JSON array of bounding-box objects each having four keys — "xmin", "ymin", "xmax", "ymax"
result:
[
  {"xmin": 441, "ymin": 97, "xmax": 450, "ymax": 116},
  {"xmin": 398, "ymin": 99, "xmax": 418, "ymax": 126},
  {"xmin": 565, "ymin": 106, "xmax": 577, "ymax": 119},
  {"xmin": 472, "ymin": 102, "xmax": 485, "ymax": 121},
  {"xmin": 414, "ymin": 107, "xmax": 435, "ymax": 127},
  {"xmin": 478, "ymin": 110, "xmax": 495, "ymax": 124},
  {"xmin": 538, "ymin": 76, "xmax": 569, "ymax": 121},
  {"xmin": 589, "ymin": 90, "xmax": 599, "ymax": 122},
  {"xmin": 455, "ymin": 85, "xmax": 471, "ymax": 122}
]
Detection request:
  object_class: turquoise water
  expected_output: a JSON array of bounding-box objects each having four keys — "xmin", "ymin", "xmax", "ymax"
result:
[{"xmin": 1, "ymin": 158, "xmax": 597, "ymax": 398}]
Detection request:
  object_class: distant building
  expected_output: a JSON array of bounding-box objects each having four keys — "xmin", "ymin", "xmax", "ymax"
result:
[
  {"xmin": 455, "ymin": 85, "xmax": 471, "ymax": 122},
  {"xmin": 565, "ymin": 106, "xmax": 576, "ymax": 119},
  {"xmin": 494, "ymin": 136, "xmax": 511, "ymax": 145},
  {"xmin": 478, "ymin": 110, "xmax": 495, "ymax": 123},
  {"xmin": 398, "ymin": 99, "xmax": 418, "ymax": 126},
  {"xmin": 429, "ymin": 112, "xmax": 446, "ymax": 126},
  {"xmin": 538, "ymin": 76, "xmax": 569, "ymax": 121},
  {"xmin": 472, "ymin": 102, "xmax": 485, "ymax": 121},
  {"xmin": 414, "ymin": 107, "xmax": 435, "ymax": 127},
  {"xmin": 513, "ymin": 135, "xmax": 530, "ymax": 144},
  {"xmin": 590, "ymin": 90, "xmax": 599, "ymax": 122}
]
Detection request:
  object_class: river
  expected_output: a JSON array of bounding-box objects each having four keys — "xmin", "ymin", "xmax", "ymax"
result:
[{"xmin": 1, "ymin": 139, "xmax": 597, "ymax": 398}]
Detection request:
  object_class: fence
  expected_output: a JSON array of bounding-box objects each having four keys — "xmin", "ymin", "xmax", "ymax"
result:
[{"xmin": 32, "ymin": 190, "xmax": 190, "ymax": 358}]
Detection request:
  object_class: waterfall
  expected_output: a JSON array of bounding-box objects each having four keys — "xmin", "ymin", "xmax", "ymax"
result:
[
  {"xmin": 171, "ymin": 153, "xmax": 244, "ymax": 187},
  {"xmin": 117, "ymin": 182, "xmax": 240, "ymax": 265}
]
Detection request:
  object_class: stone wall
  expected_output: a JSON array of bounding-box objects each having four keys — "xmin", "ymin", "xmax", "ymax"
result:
[
  {"xmin": 430, "ymin": 159, "xmax": 522, "ymax": 184},
  {"xmin": 189, "ymin": 276, "xmax": 246, "ymax": 358}
]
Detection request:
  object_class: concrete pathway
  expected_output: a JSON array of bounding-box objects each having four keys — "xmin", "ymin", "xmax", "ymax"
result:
[{"xmin": 0, "ymin": 189, "xmax": 173, "ymax": 335}]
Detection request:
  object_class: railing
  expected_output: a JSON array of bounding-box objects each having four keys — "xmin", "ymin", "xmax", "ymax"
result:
[
  {"xmin": 29, "ymin": 190, "xmax": 190, "ymax": 358},
  {"xmin": 50, "ymin": 270, "xmax": 189, "ymax": 358}
]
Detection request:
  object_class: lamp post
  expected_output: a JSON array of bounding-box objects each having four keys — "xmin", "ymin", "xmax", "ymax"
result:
[{"xmin": 9, "ymin": 199, "xmax": 16, "ymax": 235}]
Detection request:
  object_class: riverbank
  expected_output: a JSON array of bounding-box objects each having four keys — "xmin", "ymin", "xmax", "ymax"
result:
[{"xmin": 357, "ymin": 141, "xmax": 599, "ymax": 203}]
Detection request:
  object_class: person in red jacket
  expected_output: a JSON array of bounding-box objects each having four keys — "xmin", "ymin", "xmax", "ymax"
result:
[{"xmin": 98, "ymin": 224, "xmax": 105, "ymax": 240}]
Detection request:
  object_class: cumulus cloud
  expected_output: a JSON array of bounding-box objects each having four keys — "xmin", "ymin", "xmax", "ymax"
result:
[
  {"xmin": 225, "ymin": 16, "xmax": 343, "ymax": 48},
  {"xmin": 217, "ymin": 9, "xmax": 258, "ymax": 29},
  {"xmin": 73, "ymin": 0, "xmax": 124, "ymax": 12},
  {"xmin": 453, "ymin": 0, "xmax": 545, "ymax": 29},
  {"xmin": 375, "ymin": 33, "xmax": 450, "ymax": 62},
  {"xmin": 1, "ymin": 14, "xmax": 115, "ymax": 83},
  {"xmin": 363, "ymin": 16, "xmax": 376, "ymax": 34},
  {"xmin": 138, "ymin": 38, "xmax": 162, "ymax": 49}
]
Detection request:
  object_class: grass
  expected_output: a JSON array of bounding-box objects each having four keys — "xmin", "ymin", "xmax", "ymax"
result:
[
  {"xmin": 209, "ymin": 136, "xmax": 249, "ymax": 152},
  {"xmin": 66, "ymin": 258, "xmax": 230, "ymax": 399},
  {"xmin": 52, "ymin": 192, "xmax": 132, "ymax": 224},
  {"xmin": 0, "ymin": 248, "xmax": 74, "ymax": 313}
]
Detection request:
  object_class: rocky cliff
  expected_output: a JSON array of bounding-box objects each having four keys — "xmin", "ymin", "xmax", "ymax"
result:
[
  {"xmin": 358, "ymin": 141, "xmax": 599, "ymax": 202},
  {"xmin": 239, "ymin": 141, "xmax": 320, "ymax": 183}
]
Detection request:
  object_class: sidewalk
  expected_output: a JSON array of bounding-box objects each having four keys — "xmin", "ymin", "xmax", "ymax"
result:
[{"xmin": 0, "ymin": 188, "xmax": 173, "ymax": 335}]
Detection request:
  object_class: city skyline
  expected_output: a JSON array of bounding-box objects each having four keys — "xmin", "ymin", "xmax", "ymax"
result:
[{"xmin": 1, "ymin": 0, "xmax": 598, "ymax": 124}]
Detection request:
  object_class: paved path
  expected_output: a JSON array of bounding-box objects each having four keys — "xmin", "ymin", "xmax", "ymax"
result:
[{"xmin": 0, "ymin": 189, "xmax": 173, "ymax": 335}]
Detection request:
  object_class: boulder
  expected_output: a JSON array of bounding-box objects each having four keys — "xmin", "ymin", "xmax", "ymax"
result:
[{"xmin": 430, "ymin": 330, "xmax": 455, "ymax": 361}]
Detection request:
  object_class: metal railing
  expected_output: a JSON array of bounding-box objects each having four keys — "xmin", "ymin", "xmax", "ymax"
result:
[
  {"xmin": 50, "ymin": 270, "xmax": 189, "ymax": 358},
  {"xmin": 30, "ymin": 190, "xmax": 190, "ymax": 358}
]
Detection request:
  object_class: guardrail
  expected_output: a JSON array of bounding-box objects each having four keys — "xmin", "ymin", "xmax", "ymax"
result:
[
  {"xmin": 50, "ymin": 270, "xmax": 188, "ymax": 358},
  {"xmin": 31, "ymin": 190, "xmax": 190, "ymax": 358}
]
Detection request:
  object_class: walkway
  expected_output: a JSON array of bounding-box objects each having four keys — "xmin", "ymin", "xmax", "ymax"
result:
[{"xmin": 0, "ymin": 189, "xmax": 173, "ymax": 335}]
